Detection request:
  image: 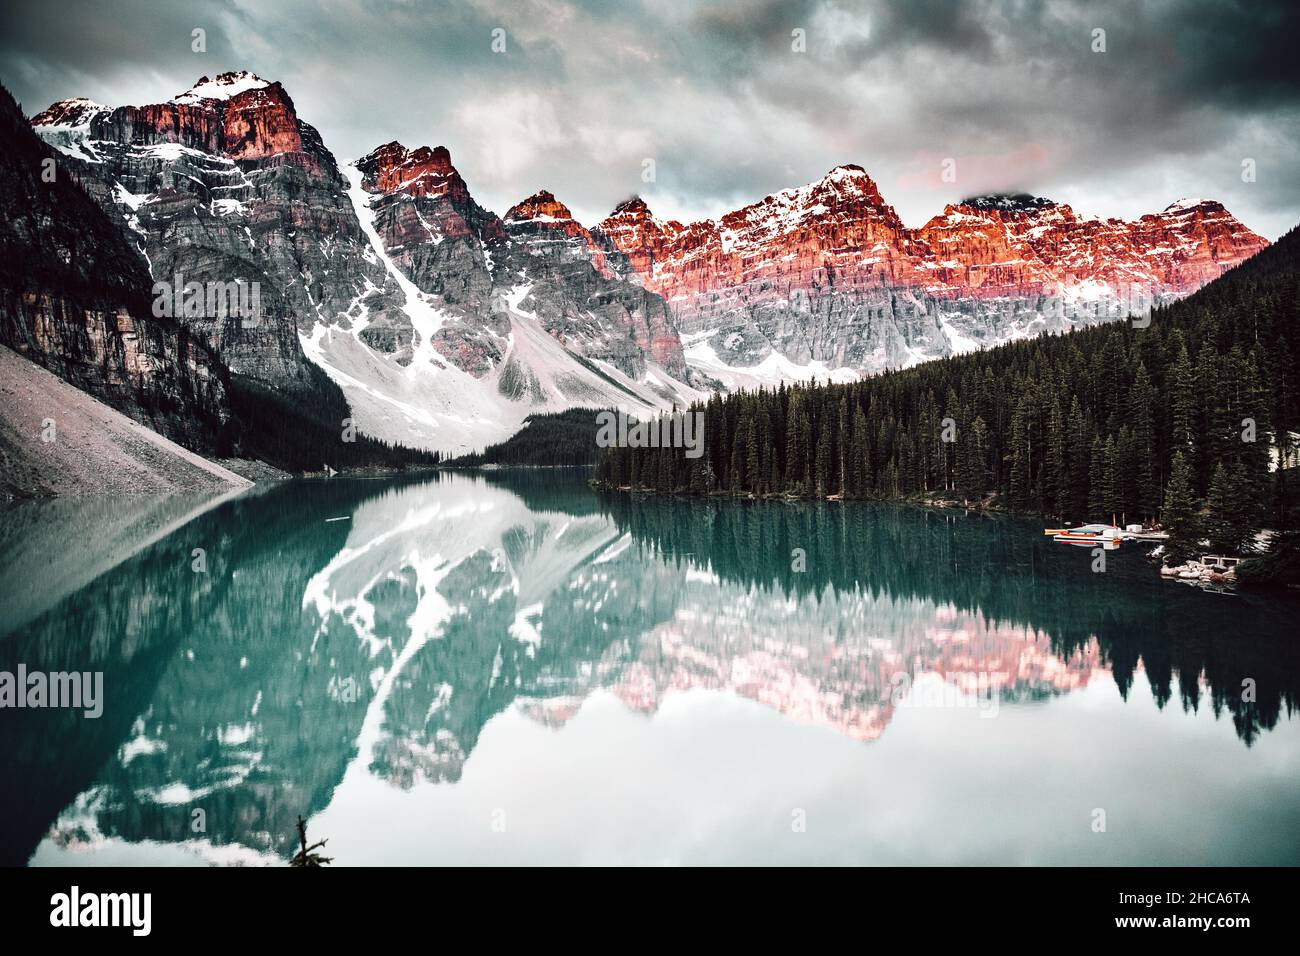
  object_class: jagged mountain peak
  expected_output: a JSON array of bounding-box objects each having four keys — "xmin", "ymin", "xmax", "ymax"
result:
[
  {"xmin": 822, "ymin": 163, "xmax": 870, "ymax": 181},
  {"xmin": 804, "ymin": 163, "xmax": 885, "ymax": 202},
  {"xmin": 355, "ymin": 141, "xmax": 461, "ymax": 195},
  {"xmin": 710, "ymin": 163, "xmax": 896, "ymax": 244},
  {"xmin": 172, "ymin": 70, "xmax": 272, "ymax": 104},
  {"xmin": 958, "ymin": 193, "xmax": 1057, "ymax": 213},
  {"xmin": 1162, "ymin": 197, "xmax": 1224, "ymax": 214},
  {"xmin": 30, "ymin": 97, "xmax": 109, "ymax": 129},
  {"xmin": 611, "ymin": 195, "xmax": 650, "ymax": 215},
  {"xmin": 597, "ymin": 195, "xmax": 677, "ymax": 234},
  {"xmin": 506, "ymin": 190, "xmax": 575, "ymax": 223}
]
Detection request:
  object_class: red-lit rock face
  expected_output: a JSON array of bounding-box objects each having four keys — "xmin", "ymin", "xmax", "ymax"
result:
[
  {"xmin": 911, "ymin": 196, "xmax": 1268, "ymax": 303},
  {"xmin": 359, "ymin": 143, "xmax": 458, "ymax": 197},
  {"xmin": 506, "ymin": 189, "xmax": 573, "ymax": 222},
  {"xmin": 596, "ymin": 196, "xmax": 684, "ymax": 278},
  {"xmin": 505, "ymin": 190, "xmax": 614, "ymax": 279},
  {"xmin": 70, "ymin": 72, "xmax": 313, "ymax": 165},
  {"xmin": 355, "ymin": 141, "xmax": 505, "ymax": 243},
  {"xmin": 29, "ymin": 71, "xmax": 403, "ymax": 392},
  {"xmin": 595, "ymin": 170, "xmax": 1268, "ymax": 319},
  {"xmin": 220, "ymin": 82, "xmax": 305, "ymax": 160},
  {"xmin": 597, "ymin": 166, "xmax": 919, "ymax": 310}
]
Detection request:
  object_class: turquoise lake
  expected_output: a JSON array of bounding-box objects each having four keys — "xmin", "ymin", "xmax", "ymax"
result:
[{"xmin": 1, "ymin": 469, "xmax": 1298, "ymax": 865}]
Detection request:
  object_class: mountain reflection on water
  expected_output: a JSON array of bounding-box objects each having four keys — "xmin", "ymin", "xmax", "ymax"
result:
[{"xmin": 1, "ymin": 470, "xmax": 1297, "ymax": 866}]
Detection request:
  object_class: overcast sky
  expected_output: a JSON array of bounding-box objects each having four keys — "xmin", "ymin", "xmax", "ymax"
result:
[{"xmin": 3, "ymin": 0, "xmax": 1297, "ymax": 238}]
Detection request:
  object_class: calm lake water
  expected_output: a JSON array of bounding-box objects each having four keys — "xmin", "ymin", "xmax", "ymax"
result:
[{"xmin": 2, "ymin": 469, "xmax": 1298, "ymax": 866}]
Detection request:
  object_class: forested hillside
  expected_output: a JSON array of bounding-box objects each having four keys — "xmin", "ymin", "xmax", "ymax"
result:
[
  {"xmin": 596, "ymin": 225, "xmax": 1300, "ymax": 557},
  {"xmin": 447, "ymin": 409, "xmax": 600, "ymax": 467}
]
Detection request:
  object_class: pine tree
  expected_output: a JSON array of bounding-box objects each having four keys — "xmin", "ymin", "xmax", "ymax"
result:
[
  {"xmin": 742, "ymin": 408, "xmax": 758, "ymax": 493},
  {"xmin": 1045, "ymin": 399, "xmax": 1066, "ymax": 517},
  {"xmin": 836, "ymin": 395, "xmax": 850, "ymax": 496},
  {"xmin": 1162, "ymin": 450, "xmax": 1200, "ymax": 565},
  {"xmin": 1169, "ymin": 334, "xmax": 1196, "ymax": 459},
  {"xmin": 850, "ymin": 405, "xmax": 869, "ymax": 498},
  {"xmin": 754, "ymin": 399, "xmax": 771, "ymax": 495},
  {"xmin": 918, "ymin": 390, "xmax": 938, "ymax": 491},
  {"xmin": 958, "ymin": 415, "xmax": 987, "ymax": 503},
  {"xmin": 1066, "ymin": 398, "xmax": 1089, "ymax": 520},
  {"xmin": 1088, "ymin": 435, "xmax": 1106, "ymax": 520},
  {"xmin": 1102, "ymin": 433, "xmax": 1119, "ymax": 522},
  {"xmin": 1128, "ymin": 362, "xmax": 1156, "ymax": 517},
  {"xmin": 786, "ymin": 395, "xmax": 808, "ymax": 494},
  {"xmin": 1203, "ymin": 462, "xmax": 1238, "ymax": 553},
  {"xmin": 1237, "ymin": 351, "xmax": 1272, "ymax": 530},
  {"xmin": 814, "ymin": 415, "xmax": 833, "ymax": 496},
  {"xmin": 1008, "ymin": 396, "xmax": 1032, "ymax": 510},
  {"xmin": 1194, "ymin": 341, "xmax": 1223, "ymax": 493}
]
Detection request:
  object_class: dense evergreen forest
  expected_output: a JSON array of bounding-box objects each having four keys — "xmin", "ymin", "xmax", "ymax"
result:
[
  {"xmin": 229, "ymin": 370, "xmax": 441, "ymax": 472},
  {"xmin": 596, "ymin": 225, "xmax": 1300, "ymax": 563},
  {"xmin": 448, "ymin": 408, "xmax": 600, "ymax": 467}
]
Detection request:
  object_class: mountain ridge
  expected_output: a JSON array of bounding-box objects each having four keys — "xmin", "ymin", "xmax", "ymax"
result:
[
  {"xmin": 27, "ymin": 71, "xmax": 1270, "ymax": 455},
  {"xmin": 31, "ymin": 74, "xmax": 699, "ymax": 456},
  {"xmin": 592, "ymin": 165, "xmax": 1267, "ymax": 383}
]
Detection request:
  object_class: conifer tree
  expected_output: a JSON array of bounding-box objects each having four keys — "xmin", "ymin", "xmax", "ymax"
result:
[
  {"xmin": 1204, "ymin": 462, "xmax": 1238, "ymax": 553},
  {"xmin": 1088, "ymin": 435, "xmax": 1106, "ymax": 519},
  {"xmin": 1169, "ymin": 333, "xmax": 1196, "ymax": 459},
  {"xmin": 958, "ymin": 415, "xmax": 987, "ymax": 504},
  {"xmin": 1128, "ymin": 362, "xmax": 1156, "ymax": 517},
  {"xmin": 1162, "ymin": 450, "xmax": 1200, "ymax": 565},
  {"xmin": 1066, "ymin": 398, "xmax": 1090, "ymax": 520},
  {"xmin": 850, "ymin": 405, "xmax": 869, "ymax": 498},
  {"xmin": 814, "ymin": 416, "xmax": 833, "ymax": 496},
  {"xmin": 1008, "ymin": 396, "xmax": 1032, "ymax": 510}
]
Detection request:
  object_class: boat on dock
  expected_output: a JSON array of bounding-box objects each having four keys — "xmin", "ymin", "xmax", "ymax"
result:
[{"xmin": 1049, "ymin": 524, "xmax": 1123, "ymax": 549}]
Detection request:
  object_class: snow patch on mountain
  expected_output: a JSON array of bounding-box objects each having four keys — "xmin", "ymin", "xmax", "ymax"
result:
[
  {"xmin": 295, "ymin": 162, "xmax": 705, "ymax": 456},
  {"xmin": 172, "ymin": 71, "xmax": 270, "ymax": 104},
  {"xmin": 684, "ymin": 337, "xmax": 860, "ymax": 390},
  {"xmin": 30, "ymin": 98, "xmax": 110, "ymax": 162},
  {"xmin": 345, "ymin": 165, "xmax": 451, "ymax": 364},
  {"xmin": 1163, "ymin": 197, "xmax": 1216, "ymax": 213},
  {"xmin": 939, "ymin": 315, "xmax": 981, "ymax": 355}
]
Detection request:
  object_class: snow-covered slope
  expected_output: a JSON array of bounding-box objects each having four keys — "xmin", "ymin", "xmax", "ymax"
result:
[{"xmin": 295, "ymin": 166, "xmax": 702, "ymax": 455}]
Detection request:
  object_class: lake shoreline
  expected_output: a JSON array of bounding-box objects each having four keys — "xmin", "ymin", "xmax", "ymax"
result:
[{"xmin": 588, "ymin": 478, "xmax": 1300, "ymax": 595}]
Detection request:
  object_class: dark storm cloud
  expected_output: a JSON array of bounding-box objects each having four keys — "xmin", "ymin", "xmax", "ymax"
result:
[
  {"xmin": 866, "ymin": 0, "xmax": 999, "ymax": 57},
  {"xmin": 1168, "ymin": 0, "xmax": 1300, "ymax": 107},
  {"xmin": 1, "ymin": 0, "xmax": 1297, "ymax": 238}
]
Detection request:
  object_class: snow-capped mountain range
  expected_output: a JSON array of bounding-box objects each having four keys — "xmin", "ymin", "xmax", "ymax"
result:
[
  {"xmin": 593, "ymin": 168, "xmax": 1268, "ymax": 386},
  {"xmin": 29, "ymin": 70, "xmax": 1269, "ymax": 453}
]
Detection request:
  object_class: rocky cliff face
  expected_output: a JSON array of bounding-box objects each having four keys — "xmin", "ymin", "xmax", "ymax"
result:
[
  {"xmin": 31, "ymin": 76, "xmax": 696, "ymax": 455},
  {"xmin": 595, "ymin": 167, "xmax": 1268, "ymax": 382},
  {"xmin": 351, "ymin": 140, "xmax": 505, "ymax": 373},
  {"xmin": 1, "ymin": 84, "xmax": 234, "ymax": 455},
  {"xmin": 499, "ymin": 188, "xmax": 686, "ymax": 378},
  {"xmin": 320, "ymin": 141, "xmax": 698, "ymax": 453},
  {"xmin": 31, "ymin": 72, "xmax": 407, "ymax": 396},
  {"xmin": 351, "ymin": 142, "xmax": 687, "ymax": 383},
  {"xmin": 27, "ymin": 72, "xmax": 1267, "ymax": 440}
]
